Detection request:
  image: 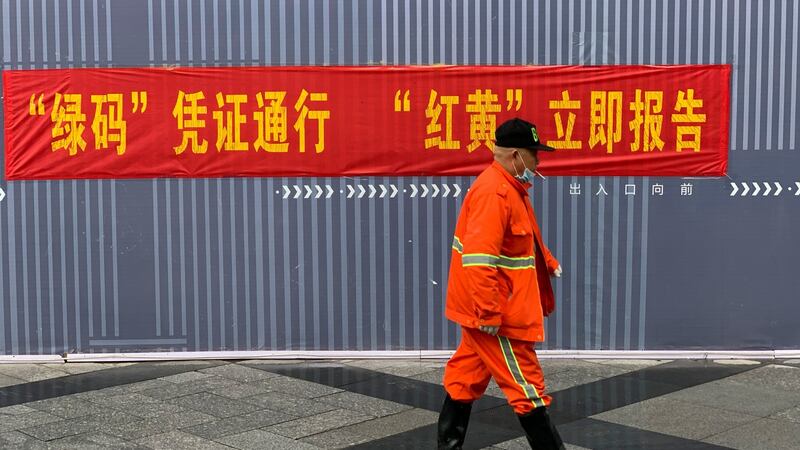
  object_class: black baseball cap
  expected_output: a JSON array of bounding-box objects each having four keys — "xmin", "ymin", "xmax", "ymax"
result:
[{"xmin": 494, "ymin": 118, "xmax": 556, "ymax": 152}]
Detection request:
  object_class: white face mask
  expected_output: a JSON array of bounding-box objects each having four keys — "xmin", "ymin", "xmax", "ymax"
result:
[{"xmin": 513, "ymin": 151, "xmax": 536, "ymax": 184}]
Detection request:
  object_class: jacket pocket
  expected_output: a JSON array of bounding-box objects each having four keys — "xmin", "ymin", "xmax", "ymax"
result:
[{"xmin": 506, "ymin": 218, "xmax": 534, "ymax": 256}]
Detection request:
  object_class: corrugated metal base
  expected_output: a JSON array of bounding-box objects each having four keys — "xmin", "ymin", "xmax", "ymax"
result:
[{"xmin": 29, "ymin": 350, "xmax": 798, "ymax": 363}]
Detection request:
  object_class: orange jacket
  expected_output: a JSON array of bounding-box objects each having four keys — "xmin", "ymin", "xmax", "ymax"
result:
[{"xmin": 445, "ymin": 161, "xmax": 560, "ymax": 342}]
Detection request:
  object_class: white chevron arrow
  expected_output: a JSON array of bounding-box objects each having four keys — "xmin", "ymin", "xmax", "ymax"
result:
[
  {"xmin": 431, "ymin": 184, "xmax": 440, "ymax": 197},
  {"xmin": 390, "ymin": 184, "xmax": 398, "ymax": 198},
  {"xmin": 421, "ymin": 184, "xmax": 430, "ymax": 198},
  {"xmin": 326, "ymin": 185, "xmax": 334, "ymax": 198},
  {"xmin": 773, "ymin": 182, "xmax": 782, "ymax": 196},
  {"xmin": 453, "ymin": 184, "xmax": 462, "ymax": 197},
  {"xmin": 730, "ymin": 183, "xmax": 739, "ymax": 197},
  {"xmin": 368, "ymin": 185, "xmax": 377, "ymax": 198},
  {"xmin": 304, "ymin": 185, "xmax": 313, "ymax": 199},
  {"xmin": 0, "ymin": 187, "xmax": 5, "ymax": 203},
  {"xmin": 347, "ymin": 185, "xmax": 356, "ymax": 198},
  {"xmin": 293, "ymin": 185, "xmax": 302, "ymax": 199},
  {"xmin": 751, "ymin": 182, "xmax": 760, "ymax": 196},
  {"xmin": 741, "ymin": 183, "xmax": 750, "ymax": 196},
  {"xmin": 442, "ymin": 184, "xmax": 451, "ymax": 197},
  {"xmin": 763, "ymin": 182, "xmax": 771, "ymax": 196},
  {"xmin": 357, "ymin": 185, "xmax": 366, "ymax": 198},
  {"xmin": 410, "ymin": 184, "xmax": 418, "ymax": 197},
  {"xmin": 283, "ymin": 186, "xmax": 291, "ymax": 199},
  {"xmin": 315, "ymin": 185, "xmax": 323, "ymax": 199},
  {"xmin": 379, "ymin": 185, "xmax": 388, "ymax": 198},
  {"xmin": 796, "ymin": 182, "xmax": 800, "ymax": 196}
]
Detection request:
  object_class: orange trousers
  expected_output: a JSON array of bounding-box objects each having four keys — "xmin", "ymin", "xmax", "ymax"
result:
[{"xmin": 443, "ymin": 326, "xmax": 551, "ymax": 415}]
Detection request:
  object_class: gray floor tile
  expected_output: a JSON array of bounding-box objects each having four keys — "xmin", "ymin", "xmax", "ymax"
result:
[
  {"xmin": 124, "ymin": 402, "xmax": 188, "ymax": 420},
  {"xmin": 199, "ymin": 363, "xmax": 278, "ymax": 382},
  {"xmin": 209, "ymin": 381, "xmax": 273, "ymax": 399},
  {"xmin": 316, "ymin": 391, "xmax": 412, "ymax": 418},
  {"xmin": 487, "ymin": 437, "xmax": 529, "ymax": 450},
  {"xmin": 217, "ymin": 429, "xmax": 319, "ymax": 450},
  {"xmin": 168, "ymin": 392, "xmax": 261, "ymax": 418},
  {"xmin": 0, "ymin": 364, "xmax": 69, "ymax": 382},
  {"xmin": 539, "ymin": 359, "xmax": 617, "ymax": 377},
  {"xmin": 409, "ymin": 368, "xmax": 445, "ymax": 385},
  {"xmin": 44, "ymin": 432, "xmax": 146, "ymax": 449},
  {"xmin": 135, "ymin": 430, "xmax": 233, "ymax": 450},
  {"xmin": 0, "ymin": 409, "xmax": 62, "ymax": 433},
  {"xmin": 667, "ymin": 377, "xmax": 800, "ymax": 417},
  {"xmin": 489, "ymin": 437, "xmax": 590, "ymax": 450},
  {"xmin": 183, "ymin": 409, "xmax": 295, "ymax": 439},
  {"xmin": 138, "ymin": 380, "xmax": 215, "ymax": 401},
  {"xmin": 343, "ymin": 360, "xmax": 445, "ymax": 377},
  {"xmin": 26, "ymin": 396, "xmax": 112, "ymax": 419},
  {"xmin": 545, "ymin": 363, "xmax": 636, "ymax": 393},
  {"xmin": 258, "ymin": 375, "xmax": 343, "ymax": 398},
  {"xmin": 87, "ymin": 392, "xmax": 156, "ymax": 406},
  {"xmin": 103, "ymin": 410, "xmax": 216, "ymax": 440},
  {"xmin": 19, "ymin": 410, "xmax": 139, "ymax": 441},
  {"xmin": 241, "ymin": 392, "xmax": 338, "ymax": 417},
  {"xmin": 592, "ymin": 396, "xmax": 761, "ymax": 440},
  {"xmin": 703, "ymin": 417, "xmax": 800, "ymax": 450},
  {"xmin": 338, "ymin": 408, "xmax": 439, "ymax": 439},
  {"xmin": 265, "ymin": 409, "xmax": 372, "ymax": 439},
  {"xmin": 159, "ymin": 371, "xmax": 216, "ymax": 384},
  {"xmin": 0, "ymin": 373, "xmax": 26, "ymax": 388},
  {"xmin": 136, "ymin": 375, "xmax": 240, "ymax": 401},
  {"xmin": 299, "ymin": 428, "xmax": 372, "ymax": 448},
  {"xmin": 770, "ymin": 405, "xmax": 800, "ymax": 424},
  {"xmin": 193, "ymin": 375, "xmax": 245, "ymax": 390},
  {"xmin": 582, "ymin": 359, "xmax": 670, "ymax": 370},
  {"xmin": 0, "ymin": 405, "xmax": 39, "ymax": 416},
  {"xmin": 75, "ymin": 379, "xmax": 176, "ymax": 401},
  {"xmin": 109, "ymin": 398, "xmax": 187, "ymax": 419},
  {"xmin": 135, "ymin": 384, "xmax": 203, "ymax": 402},
  {"xmin": 725, "ymin": 364, "xmax": 800, "ymax": 394},
  {"xmin": 57, "ymin": 363, "xmax": 133, "ymax": 375},
  {"xmin": 120, "ymin": 378, "xmax": 177, "ymax": 392},
  {"xmin": 0, "ymin": 430, "xmax": 39, "ymax": 446},
  {"xmin": 4, "ymin": 357, "xmax": 794, "ymax": 450}
]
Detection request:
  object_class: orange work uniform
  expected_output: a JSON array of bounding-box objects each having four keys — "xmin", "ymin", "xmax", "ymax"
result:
[{"xmin": 443, "ymin": 161, "xmax": 560, "ymax": 415}]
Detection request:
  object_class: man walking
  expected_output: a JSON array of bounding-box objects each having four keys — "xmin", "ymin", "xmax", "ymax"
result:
[{"xmin": 438, "ymin": 118, "xmax": 565, "ymax": 449}]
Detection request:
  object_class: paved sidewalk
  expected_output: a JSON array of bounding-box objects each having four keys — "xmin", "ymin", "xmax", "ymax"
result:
[{"xmin": 1, "ymin": 358, "xmax": 799, "ymax": 449}]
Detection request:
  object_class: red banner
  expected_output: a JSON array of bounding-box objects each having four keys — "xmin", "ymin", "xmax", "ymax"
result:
[{"xmin": 3, "ymin": 65, "xmax": 730, "ymax": 180}]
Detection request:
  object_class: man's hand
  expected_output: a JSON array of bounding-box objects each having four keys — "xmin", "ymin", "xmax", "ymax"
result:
[
  {"xmin": 479, "ymin": 325, "xmax": 500, "ymax": 336},
  {"xmin": 552, "ymin": 265, "xmax": 563, "ymax": 278}
]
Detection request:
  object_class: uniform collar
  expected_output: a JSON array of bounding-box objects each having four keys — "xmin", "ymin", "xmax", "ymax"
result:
[{"xmin": 491, "ymin": 161, "xmax": 531, "ymax": 196}]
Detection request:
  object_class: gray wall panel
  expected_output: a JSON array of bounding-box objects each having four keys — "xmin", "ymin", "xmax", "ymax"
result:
[{"xmin": 1, "ymin": 0, "xmax": 799, "ymax": 354}]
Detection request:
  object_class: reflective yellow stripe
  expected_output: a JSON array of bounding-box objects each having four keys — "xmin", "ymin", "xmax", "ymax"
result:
[
  {"xmin": 497, "ymin": 256, "xmax": 535, "ymax": 269},
  {"xmin": 462, "ymin": 254, "xmax": 499, "ymax": 267},
  {"xmin": 453, "ymin": 236, "xmax": 535, "ymax": 269},
  {"xmin": 452, "ymin": 237, "xmax": 464, "ymax": 253},
  {"xmin": 498, "ymin": 336, "xmax": 545, "ymax": 408}
]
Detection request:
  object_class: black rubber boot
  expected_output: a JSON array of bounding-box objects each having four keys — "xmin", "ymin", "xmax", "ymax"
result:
[
  {"xmin": 517, "ymin": 406, "xmax": 566, "ymax": 450},
  {"xmin": 437, "ymin": 394, "xmax": 473, "ymax": 449}
]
